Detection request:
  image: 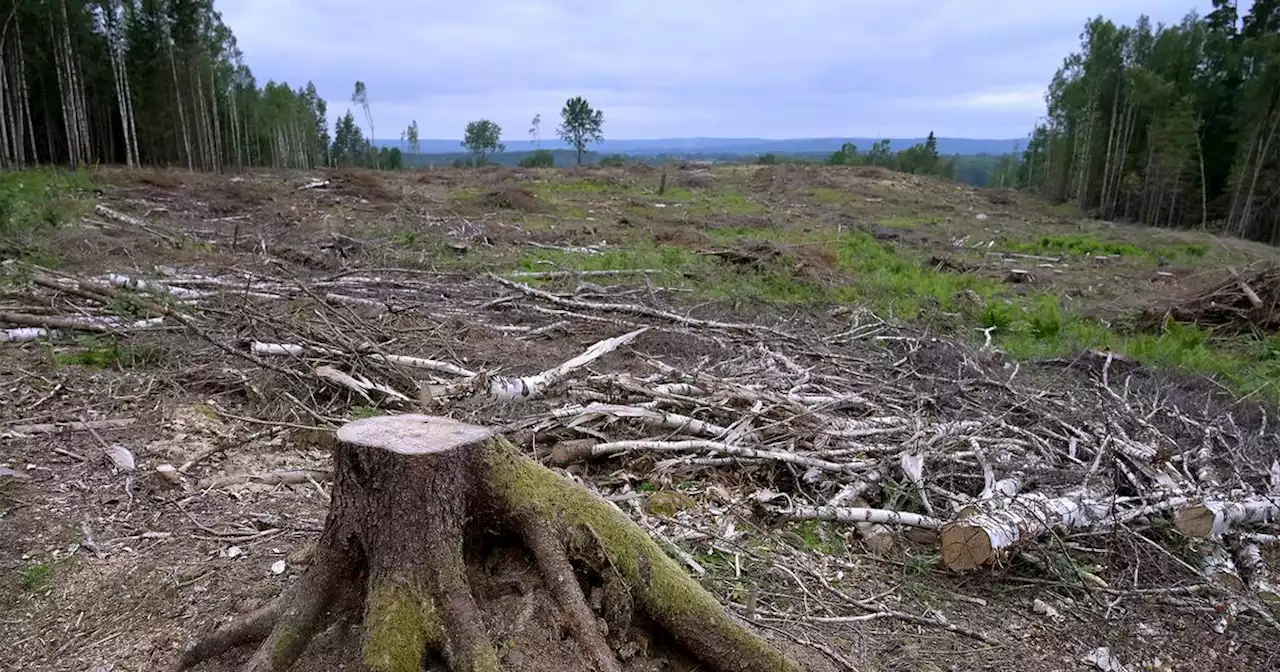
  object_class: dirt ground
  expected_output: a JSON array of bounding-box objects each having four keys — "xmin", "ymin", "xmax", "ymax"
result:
[{"xmin": 2, "ymin": 165, "xmax": 1278, "ymax": 672}]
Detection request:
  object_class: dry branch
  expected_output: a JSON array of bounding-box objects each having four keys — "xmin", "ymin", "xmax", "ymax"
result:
[
  {"xmin": 490, "ymin": 274, "xmax": 786, "ymax": 335},
  {"xmin": 772, "ymin": 505, "xmax": 944, "ymax": 530},
  {"xmin": 487, "ymin": 327, "xmax": 647, "ymax": 400},
  {"xmin": 3, "ymin": 418, "xmax": 136, "ymax": 437}
]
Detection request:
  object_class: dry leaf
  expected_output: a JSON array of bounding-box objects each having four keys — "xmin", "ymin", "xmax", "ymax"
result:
[{"xmin": 106, "ymin": 445, "xmax": 135, "ymax": 473}]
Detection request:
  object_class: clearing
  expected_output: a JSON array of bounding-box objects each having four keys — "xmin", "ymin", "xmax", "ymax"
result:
[{"xmin": 1, "ymin": 163, "xmax": 1279, "ymax": 672}]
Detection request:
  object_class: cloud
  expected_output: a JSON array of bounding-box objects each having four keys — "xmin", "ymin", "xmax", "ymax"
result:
[{"xmin": 217, "ymin": 0, "xmax": 1220, "ymax": 140}]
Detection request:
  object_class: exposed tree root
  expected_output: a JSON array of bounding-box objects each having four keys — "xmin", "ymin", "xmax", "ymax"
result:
[{"xmin": 176, "ymin": 414, "xmax": 801, "ymax": 672}]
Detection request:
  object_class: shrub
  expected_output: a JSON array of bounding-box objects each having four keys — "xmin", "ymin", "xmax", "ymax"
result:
[{"xmin": 518, "ymin": 150, "xmax": 556, "ymax": 168}]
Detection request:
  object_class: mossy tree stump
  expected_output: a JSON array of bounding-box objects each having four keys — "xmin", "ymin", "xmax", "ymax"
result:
[{"xmin": 177, "ymin": 414, "xmax": 803, "ymax": 672}]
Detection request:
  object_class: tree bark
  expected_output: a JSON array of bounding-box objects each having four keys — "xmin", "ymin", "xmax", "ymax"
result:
[
  {"xmin": 177, "ymin": 415, "xmax": 801, "ymax": 672},
  {"xmin": 940, "ymin": 489, "xmax": 1111, "ymax": 571}
]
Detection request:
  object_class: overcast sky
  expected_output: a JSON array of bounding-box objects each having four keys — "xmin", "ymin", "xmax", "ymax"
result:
[{"xmin": 218, "ymin": 1, "xmax": 1227, "ymax": 141}]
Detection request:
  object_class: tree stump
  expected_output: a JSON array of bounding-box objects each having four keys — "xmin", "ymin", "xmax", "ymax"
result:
[{"xmin": 177, "ymin": 415, "xmax": 803, "ymax": 672}]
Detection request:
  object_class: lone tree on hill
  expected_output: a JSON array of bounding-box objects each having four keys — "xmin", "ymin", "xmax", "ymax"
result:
[
  {"xmin": 461, "ymin": 119, "xmax": 505, "ymax": 165},
  {"xmin": 557, "ymin": 96, "xmax": 605, "ymax": 165},
  {"xmin": 175, "ymin": 414, "xmax": 803, "ymax": 672}
]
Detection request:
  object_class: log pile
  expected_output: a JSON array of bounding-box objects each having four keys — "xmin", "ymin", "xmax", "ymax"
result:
[{"xmin": 1144, "ymin": 263, "xmax": 1280, "ymax": 334}]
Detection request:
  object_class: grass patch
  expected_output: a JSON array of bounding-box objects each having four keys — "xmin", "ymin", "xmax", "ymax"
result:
[
  {"xmin": 1009, "ymin": 233, "xmax": 1144, "ymax": 258},
  {"xmin": 985, "ymin": 299, "xmax": 1280, "ymax": 403},
  {"xmin": 20, "ymin": 561, "xmax": 55, "ymax": 592},
  {"xmin": 52, "ymin": 336, "xmax": 163, "ymax": 370},
  {"xmin": 0, "ymin": 168, "xmax": 94, "ymax": 261},
  {"xmin": 801, "ymin": 187, "xmax": 850, "ymax": 204},
  {"xmin": 1007, "ymin": 233, "xmax": 1211, "ymax": 262},
  {"xmin": 529, "ymin": 178, "xmax": 632, "ymax": 197},
  {"xmin": 830, "ymin": 232, "xmax": 1003, "ymax": 318}
]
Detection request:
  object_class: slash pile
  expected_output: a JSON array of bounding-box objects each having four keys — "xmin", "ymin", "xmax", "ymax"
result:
[{"xmin": 4, "ymin": 255, "xmax": 1280, "ymax": 634}]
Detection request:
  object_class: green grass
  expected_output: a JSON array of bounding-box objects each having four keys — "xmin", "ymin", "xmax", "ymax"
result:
[
  {"xmin": 1007, "ymin": 233, "xmax": 1210, "ymax": 262},
  {"xmin": 52, "ymin": 336, "xmax": 163, "ymax": 370},
  {"xmin": 20, "ymin": 562, "xmax": 55, "ymax": 592},
  {"xmin": 989, "ymin": 299, "xmax": 1280, "ymax": 402},
  {"xmin": 801, "ymin": 187, "xmax": 851, "ymax": 204},
  {"xmin": 830, "ymin": 231, "xmax": 1003, "ymax": 318},
  {"xmin": 0, "ymin": 168, "xmax": 94, "ymax": 262},
  {"xmin": 491, "ymin": 185, "xmax": 1275, "ymax": 402}
]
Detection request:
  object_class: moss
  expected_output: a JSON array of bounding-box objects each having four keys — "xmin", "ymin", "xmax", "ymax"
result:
[
  {"xmin": 485, "ymin": 437, "xmax": 802, "ymax": 672},
  {"xmin": 461, "ymin": 642, "xmax": 501, "ymax": 672},
  {"xmin": 363, "ymin": 577, "xmax": 443, "ymax": 672},
  {"xmin": 643, "ymin": 490, "xmax": 697, "ymax": 517},
  {"xmin": 271, "ymin": 623, "xmax": 305, "ymax": 668}
]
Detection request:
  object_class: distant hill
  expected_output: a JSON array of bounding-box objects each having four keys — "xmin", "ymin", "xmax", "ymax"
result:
[{"xmin": 380, "ymin": 137, "xmax": 1025, "ymax": 158}]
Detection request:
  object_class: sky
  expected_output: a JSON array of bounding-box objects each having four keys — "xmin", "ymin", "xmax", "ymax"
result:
[{"xmin": 217, "ymin": 0, "xmax": 1229, "ymax": 141}]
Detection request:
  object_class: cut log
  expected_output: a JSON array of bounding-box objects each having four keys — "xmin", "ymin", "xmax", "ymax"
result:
[
  {"xmin": 1236, "ymin": 542, "xmax": 1280, "ymax": 610},
  {"xmin": 177, "ymin": 414, "xmax": 801, "ymax": 672},
  {"xmin": 1175, "ymin": 496, "xmax": 1280, "ymax": 538},
  {"xmin": 940, "ymin": 489, "xmax": 1110, "ymax": 571}
]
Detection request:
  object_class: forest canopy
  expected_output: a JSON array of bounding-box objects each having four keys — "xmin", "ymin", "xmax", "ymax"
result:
[
  {"xmin": 1020, "ymin": 0, "xmax": 1280, "ymax": 242},
  {"xmin": 0, "ymin": 0, "xmax": 330, "ymax": 171}
]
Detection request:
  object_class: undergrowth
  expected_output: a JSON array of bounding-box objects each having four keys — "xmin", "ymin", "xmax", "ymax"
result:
[
  {"xmin": 0, "ymin": 168, "xmax": 94, "ymax": 262},
  {"xmin": 1007, "ymin": 232, "xmax": 1210, "ymax": 262},
  {"xmin": 502, "ymin": 223, "xmax": 1279, "ymax": 403},
  {"xmin": 51, "ymin": 336, "xmax": 163, "ymax": 370}
]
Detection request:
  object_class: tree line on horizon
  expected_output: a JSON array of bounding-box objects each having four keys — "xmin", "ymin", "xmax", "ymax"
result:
[{"xmin": 1019, "ymin": 0, "xmax": 1280, "ymax": 242}]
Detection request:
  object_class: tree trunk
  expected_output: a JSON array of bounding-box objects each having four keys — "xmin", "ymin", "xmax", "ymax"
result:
[
  {"xmin": 1100, "ymin": 80, "xmax": 1121, "ymax": 217},
  {"xmin": 177, "ymin": 415, "xmax": 803, "ymax": 672},
  {"xmin": 1195, "ymin": 122, "xmax": 1209, "ymax": 229},
  {"xmin": 1238, "ymin": 101, "xmax": 1280, "ymax": 240},
  {"xmin": 166, "ymin": 22, "xmax": 193, "ymax": 170},
  {"xmin": 0, "ymin": 50, "xmax": 12, "ymax": 169},
  {"xmin": 15, "ymin": 23, "xmax": 34, "ymax": 165},
  {"xmin": 208, "ymin": 65, "xmax": 221, "ymax": 170},
  {"xmin": 940, "ymin": 489, "xmax": 1111, "ymax": 571}
]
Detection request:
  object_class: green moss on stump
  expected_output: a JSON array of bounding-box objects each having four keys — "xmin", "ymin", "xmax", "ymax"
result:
[
  {"xmin": 485, "ymin": 436, "xmax": 803, "ymax": 672},
  {"xmin": 363, "ymin": 578, "xmax": 443, "ymax": 672}
]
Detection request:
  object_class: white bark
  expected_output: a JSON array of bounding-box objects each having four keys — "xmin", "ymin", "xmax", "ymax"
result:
[
  {"xmin": 775, "ymin": 505, "xmax": 943, "ymax": 530},
  {"xmin": 313, "ymin": 365, "xmax": 411, "ymax": 404},
  {"xmin": 940, "ymin": 489, "xmax": 1112, "ymax": 571},
  {"xmin": 554, "ymin": 403, "xmax": 734, "ymax": 440},
  {"xmin": 488, "ymin": 327, "xmax": 647, "ymax": 401},
  {"xmin": 1175, "ymin": 496, "xmax": 1280, "ymax": 538},
  {"xmin": 99, "ymin": 273, "xmax": 210, "ymax": 300},
  {"xmin": 1236, "ymin": 542, "xmax": 1280, "ymax": 607},
  {"xmin": 2, "ymin": 327, "xmax": 55, "ymax": 342},
  {"xmin": 249, "ymin": 341, "xmax": 477, "ymax": 378},
  {"xmin": 360, "ymin": 350, "xmax": 477, "ymax": 377},
  {"xmin": 575, "ymin": 439, "xmax": 873, "ymax": 473},
  {"xmin": 828, "ymin": 468, "xmax": 884, "ymax": 507}
]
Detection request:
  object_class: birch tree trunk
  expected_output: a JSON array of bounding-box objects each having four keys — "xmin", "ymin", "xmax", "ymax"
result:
[{"xmin": 1237, "ymin": 102, "xmax": 1280, "ymax": 239}]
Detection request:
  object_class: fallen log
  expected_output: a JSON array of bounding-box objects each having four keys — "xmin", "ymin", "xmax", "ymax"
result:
[
  {"xmin": 1175, "ymin": 495, "xmax": 1280, "ymax": 538},
  {"xmin": 940, "ymin": 489, "xmax": 1111, "ymax": 571}
]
